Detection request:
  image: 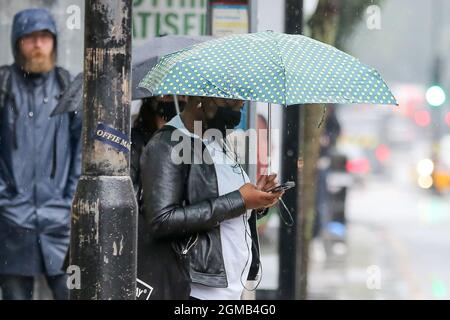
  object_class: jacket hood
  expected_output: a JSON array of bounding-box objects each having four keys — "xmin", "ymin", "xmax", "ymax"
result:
[{"xmin": 11, "ymin": 8, "xmax": 57, "ymax": 58}]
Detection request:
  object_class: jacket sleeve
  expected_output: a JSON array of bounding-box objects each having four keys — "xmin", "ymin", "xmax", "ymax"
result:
[
  {"xmin": 140, "ymin": 135, "xmax": 247, "ymax": 240},
  {"xmin": 0, "ymin": 177, "xmax": 5, "ymax": 195},
  {"xmin": 64, "ymin": 111, "xmax": 82, "ymax": 199},
  {"xmin": 0, "ymin": 160, "xmax": 8, "ymax": 200},
  {"xmin": 0, "ymin": 159, "xmax": 10, "ymax": 199},
  {"xmin": 0, "ymin": 65, "xmax": 11, "ymax": 199}
]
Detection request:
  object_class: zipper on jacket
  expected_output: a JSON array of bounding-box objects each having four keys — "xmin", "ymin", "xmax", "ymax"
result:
[
  {"xmin": 182, "ymin": 233, "xmax": 198, "ymax": 255},
  {"xmin": 28, "ymin": 84, "xmax": 38, "ymax": 211}
]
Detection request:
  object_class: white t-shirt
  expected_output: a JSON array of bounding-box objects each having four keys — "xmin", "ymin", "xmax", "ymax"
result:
[{"xmin": 166, "ymin": 115, "xmax": 252, "ymax": 300}]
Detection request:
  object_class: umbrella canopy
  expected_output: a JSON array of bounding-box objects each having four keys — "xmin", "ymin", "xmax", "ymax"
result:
[
  {"xmin": 138, "ymin": 31, "xmax": 397, "ymax": 106},
  {"xmin": 132, "ymin": 35, "xmax": 213, "ymax": 100},
  {"xmin": 50, "ymin": 35, "xmax": 213, "ymax": 116}
]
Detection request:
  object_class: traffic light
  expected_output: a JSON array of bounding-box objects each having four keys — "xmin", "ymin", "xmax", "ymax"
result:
[
  {"xmin": 426, "ymin": 57, "xmax": 446, "ymax": 107},
  {"xmin": 426, "ymin": 84, "xmax": 446, "ymax": 107}
]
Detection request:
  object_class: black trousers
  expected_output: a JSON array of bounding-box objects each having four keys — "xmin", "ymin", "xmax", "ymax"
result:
[{"xmin": 0, "ymin": 274, "xmax": 68, "ymax": 300}]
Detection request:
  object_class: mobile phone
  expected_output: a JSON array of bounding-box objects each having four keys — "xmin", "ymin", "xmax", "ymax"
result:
[{"xmin": 267, "ymin": 181, "xmax": 295, "ymax": 193}]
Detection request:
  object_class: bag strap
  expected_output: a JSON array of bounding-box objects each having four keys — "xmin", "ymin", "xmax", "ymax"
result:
[
  {"xmin": 55, "ymin": 66, "xmax": 71, "ymax": 93},
  {"xmin": 56, "ymin": 67, "xmax": 77, "ymax": 124}
]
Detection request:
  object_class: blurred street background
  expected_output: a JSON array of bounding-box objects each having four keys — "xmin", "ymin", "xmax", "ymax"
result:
[
  {"xmin": 308, "ymin": 0, "xmax": 450, "ymax": 300},
  {"xmin": 255, "ymin": 0, "xmax": 450, "ymax": 300}
]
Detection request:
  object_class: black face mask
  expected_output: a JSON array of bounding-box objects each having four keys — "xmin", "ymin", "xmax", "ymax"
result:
[
  {"xmin": 205, "ymin": 106, "xmax": 242, "ymax": 137},
  {"xmin": 155, "ymin": 101, "xmax": 186, "ymax": 121}
]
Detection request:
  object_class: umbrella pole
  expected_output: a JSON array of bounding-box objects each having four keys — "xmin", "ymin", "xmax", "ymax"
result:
[
  {"xmin": 267, "ymin": 102, "xmax": 272, "ymax": 174},
  {"xmin": 173, "ymin": 94, "xmax": 181, "ymax": 114}
]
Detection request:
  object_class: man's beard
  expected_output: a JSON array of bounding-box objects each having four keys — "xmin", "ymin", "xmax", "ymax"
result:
[{"xmin": 17, "ymin": 49, "xmax": 56, "ymax": 74}]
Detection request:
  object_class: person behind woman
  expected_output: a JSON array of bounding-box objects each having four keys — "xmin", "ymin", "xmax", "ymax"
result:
[
  {"xmin": 137, "ymin": 96, "xmax": 283, "ymax": 300},
  {"xmin": 130, "ymin": 96, "xmax": 186, "ymax": 194}
]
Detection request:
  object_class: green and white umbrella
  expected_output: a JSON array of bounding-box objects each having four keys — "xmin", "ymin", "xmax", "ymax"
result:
[{"xmin": 138, "ymin": 31, "xmax": 397, "ymax": 106}]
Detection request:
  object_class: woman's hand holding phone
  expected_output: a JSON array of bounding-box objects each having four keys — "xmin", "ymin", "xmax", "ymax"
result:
[
  {"xmin": 239, "ymin": 182, "xmax": 284, "ymax": 210},
  {"xmin": 256, "ymin": 173, "xmax": 278, "ymax": 193}
]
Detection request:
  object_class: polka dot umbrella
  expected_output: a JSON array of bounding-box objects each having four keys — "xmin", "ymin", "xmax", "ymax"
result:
[{"xmin": 138, "ymin": 30, "xmax": 397, "ymax": 106}]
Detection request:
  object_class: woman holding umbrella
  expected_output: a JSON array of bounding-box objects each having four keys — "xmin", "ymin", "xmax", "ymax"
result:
[
  {"xmin": 137, "ymin": 95, "xmax": 283, "ymax": 300},
  {"xmin": 137, "ymin": 30, "xmax": 397, "ymax": 300}
]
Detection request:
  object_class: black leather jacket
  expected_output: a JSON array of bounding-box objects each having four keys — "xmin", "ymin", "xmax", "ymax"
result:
[{"xmin": 137, "ymin": 125, "xmax": 262, "ymax": 300}]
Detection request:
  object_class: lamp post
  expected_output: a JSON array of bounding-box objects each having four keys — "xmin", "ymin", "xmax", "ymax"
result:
[{"xmin": 69, "ymin": 0, "xmax": 137, "ymax": 300}]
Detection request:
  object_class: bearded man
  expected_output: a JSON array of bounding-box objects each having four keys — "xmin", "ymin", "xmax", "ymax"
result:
[{"xmin": 0, "ymin": 8, "xmax": 82, "ymax": 300}]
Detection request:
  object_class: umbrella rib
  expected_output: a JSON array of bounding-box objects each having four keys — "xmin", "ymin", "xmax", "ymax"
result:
[{"xmin": 200, "ymin": 76, "xmax": 233, "ymax": 98}]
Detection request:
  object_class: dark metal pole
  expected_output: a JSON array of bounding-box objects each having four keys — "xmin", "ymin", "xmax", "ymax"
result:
[
  {"xmin": 206, "ymin": 0, "xmax": 213, "ymax": 35},
  {"xmin": 430, "ymin": 0, "xmax": 444, "ymax": 143},
  {"xmin": 69, "ymin": 0, "xmax": 137, "ymax": 300},
  {"xmin": 431, "ymin": 57, "xmax": 443, "ymax": 141},
  {"xmin": 278, "ymin": 0, "xmax": 303, "ymax": 300}
]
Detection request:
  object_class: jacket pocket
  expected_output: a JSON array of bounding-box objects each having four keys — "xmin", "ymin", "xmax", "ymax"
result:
[{"xmin": 189, "ymin": 229, "xmax": 224, "ymax": 275}]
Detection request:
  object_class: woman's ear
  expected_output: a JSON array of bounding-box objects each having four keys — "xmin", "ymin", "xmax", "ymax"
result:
[{"xmin": 198, "ymin": 96, "xmax": 207, "ymax": 106}]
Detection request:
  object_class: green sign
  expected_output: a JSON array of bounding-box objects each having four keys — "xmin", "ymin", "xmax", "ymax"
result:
[{"xmin": 133, "ymin": 0, "xmax": 207, "ymax": 42}]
